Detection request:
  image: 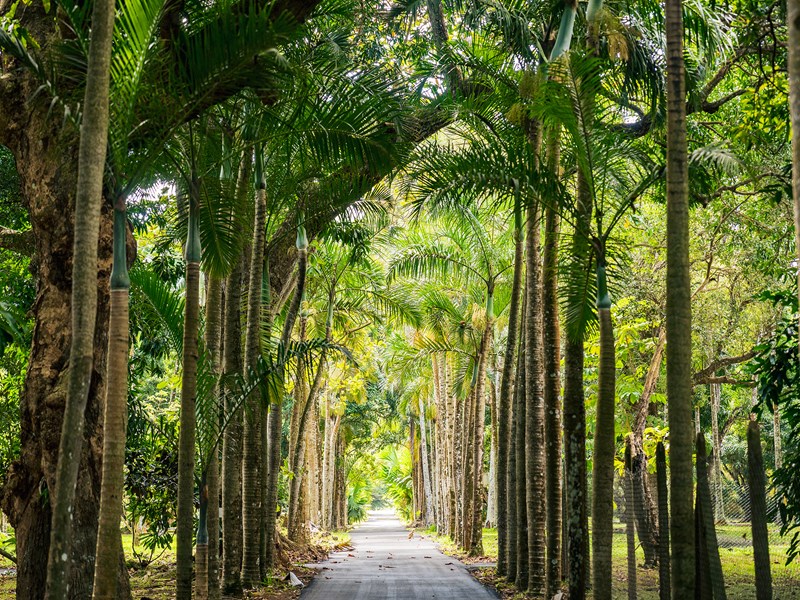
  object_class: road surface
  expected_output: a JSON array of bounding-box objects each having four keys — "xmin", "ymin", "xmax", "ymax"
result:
[{"xmin": 301, "ymin": 510, "xmax": 497, "ymax": 600}]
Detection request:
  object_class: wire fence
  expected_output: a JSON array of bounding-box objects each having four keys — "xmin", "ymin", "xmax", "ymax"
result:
[{"xmin": 611, "ymin": 467, "xmax": 800, "ymax": 599}]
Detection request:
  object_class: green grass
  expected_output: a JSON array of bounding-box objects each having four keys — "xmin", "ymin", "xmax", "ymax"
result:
[{"xmin": 429, "ymin": 524, "xmax": 800, "ymax": 600}]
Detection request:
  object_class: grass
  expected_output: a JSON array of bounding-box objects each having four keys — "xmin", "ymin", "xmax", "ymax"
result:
[
  {"xmin": 0, "ymin": 527, "xmax": 353, "ymax": 599},
  {"xmin": 426, "ymin": 523, "xmax": 800, "ymax": 600}
]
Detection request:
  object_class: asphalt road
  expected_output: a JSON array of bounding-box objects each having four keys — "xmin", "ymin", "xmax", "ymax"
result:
[{"xmin": 301, "ymin": 510, "xmax": 498, "ymax": 600}]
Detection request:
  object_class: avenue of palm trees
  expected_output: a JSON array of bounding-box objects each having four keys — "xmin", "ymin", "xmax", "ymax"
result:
[{"xmin": 0, "ymin": 0, "xmax": 798, "ymax": 598}]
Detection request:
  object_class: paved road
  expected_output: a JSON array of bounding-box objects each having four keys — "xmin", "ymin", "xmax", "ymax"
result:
[{"xmin": 301, "ymin": 510, "xmax": 497, "ymax": 600}]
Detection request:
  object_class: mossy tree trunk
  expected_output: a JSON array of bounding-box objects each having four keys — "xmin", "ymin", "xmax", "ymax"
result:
[{"xmin": 45, "ymin": 0, "xmax": 116, "ymax": 593}]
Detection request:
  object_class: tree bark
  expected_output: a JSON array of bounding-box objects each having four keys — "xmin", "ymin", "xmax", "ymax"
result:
[
  {"xmin": 176, "ymin": 187, "xmax": 202, "ymax": 600},
  {"xmin": 524, "ymin": 203, "xmax": 546, "ymax": 597},
  {"xmin": 665, "ymin": 0, "xmax": 696, "ymax": 592},
  {"xmin": 515, "ymin": 290, "xmax": 529, "ymax": 591},
  {"xmin": 788, "ymin": 0, "xmax": 800, "ymax": 342},
  {"xmin": 45, "ymin": 0, "xmax": 116, "ymax": 591},
  {"xmin": 695, "ymin": 433, "xmax": 725, "ymax": 600},
  {"xmin": 92, "ymin": 201, "xmax": 130, "ymax": 600},
  {"xmin": 222, "ymin": 253, "xmax": 245, "ymax": 595},
  {"xmin": 498, "ymin": 199, "xmax": 523, "ymax": 577},
  {"xmin": 657, "ymin": 442, "xmax": 671, "ymax": 600},
  {"xmin": 242, "ymin": 170, "xmax": 266, "ymax": 588},
  {"xmin": 543, "ymin": 183, "xmax": 562, "ymax": 598},
  {"xmin": 592, "ymin": 263, "xmax": 616, "ymax": 600},
  {"xmin": 202, "ymin": 275, "xmax": 223, "ymax": 600},
  {"xmin": 625, "ymin": 438, "xmax": 637, "ymax": 600},
  {"xmin": 747, "ymin": 417, "xmax": 772, "ymax": 600}
]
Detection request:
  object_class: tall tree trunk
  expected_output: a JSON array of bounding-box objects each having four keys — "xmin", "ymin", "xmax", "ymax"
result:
[
  {"xmin": 710, "ymin": 383, "xmax": 724, "ymax": 522},
  {"xmin": 515, "ymin": 291, "xmax": 529, "ymax": 591},
  {"xmin": 625, "ymin": 438, "xmax": 637, "ymax": 600},
  {"xmin": 657, "ymin": 442, "xmax": 671, "ymax": 600},
  {"xmin": 525, "ymin": 204, "xmax": 546, "ymax": 597},
  {"xmin": 498, "ymin": 199, "xmax": 524, "ymax": 577},
  {"xmin": 543, "ymin": 150, "xmax": 562, "ymax": 599},
  {"xmin": 773, "ymin": 408, "xmax": 782, "ymax": 469},
  {"xmin": 632, "ymin": 329, "xmax": 665, "ymax": 568},
  {"xmin": 242, "ymin": 158, "xmax": 266, "ymax": 588},
  {"xmin": 469, "ymin": 304, "xmax": 493, "ymax": 554},
  {"xmin": 177, "ymin": 183, "xmax": 203, "ymax": 600},
  {"xmin": 207, "ymin": 345, "xmax": 222, "ymax": 598},
  {"xmin": 695, "ymin": 434, "xmax": 726, "ymax": 600},
  {"xmin": 222, "ymin": 253, "xmax": 245, "ymax": 595},
  {"xmin": 747, "ymin": 417, "xmax": 772, "ymax": 600},
  {"xmin": 221, "ymin": 158, "xmax": 251, "ymax": 595},
  {"xmin": 45, "ymin": 0, "xmax": 116, "ymax": 592},
  {"xmin": 1, "ymin": 10, "xmax": 133, "ymax": 597},
  {"xmin": 92, "ymin": 200, "xmax": 130, "ymax": 600},
  {"xmin": 592, "ymin": 260, "xmax": 616, "ymax": 600},
  {"xmin": 196, "ymin": 275, "xmax": 223, "ymax": 600},
  {"xmin": 264, "ymin": 224, "xmax": 307, "ymax": 568},
  {"xmin": 419, "ymin": 397, "xmax": 435, "ymax": 526},
  {"xmin": 665, "ymin": 0, "xmax": 696, "ymax": 591},
  {"xmin": 289, "ymin": 292, "xmax": 331, "ymax": 539},
  {"xmin": 789, "ymin": 0, "xmax": 800, "ymax": 340}
]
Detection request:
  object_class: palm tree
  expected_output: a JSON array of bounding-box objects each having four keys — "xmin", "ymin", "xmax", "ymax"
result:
[
  {"xmin": 176, "ymin": 169, "xmax": 203, "ymax": 600},
  {"xmin": 789, "ymin": 0, "xmax": 800, "ymax": 338},
  {"xmin": 44, "ymin": 0, "xmax": 116, "ymax": 594},
  {"xmin": 665, "ymin": 0, "xmax": 696, "ymax": 594},
  {"xmin": 242, "ymin": 148, "xmax": 266, "ymax": 588}
]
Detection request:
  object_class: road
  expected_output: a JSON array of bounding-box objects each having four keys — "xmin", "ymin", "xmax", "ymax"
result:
[{"xmin": 301, "ymin": 510, "xmax": 497, "ymax": 600}]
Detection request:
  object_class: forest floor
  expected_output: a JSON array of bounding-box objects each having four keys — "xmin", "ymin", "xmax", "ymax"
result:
[
  {"xmin": 426, "ymin": 523, "xmax": 800, "ymax": 600},
  {"xmin": 0, "ymin": 527, "xmax": 352, "ymax": 599}
]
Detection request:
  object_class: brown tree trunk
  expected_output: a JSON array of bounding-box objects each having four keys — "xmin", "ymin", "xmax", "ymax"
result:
[
  {"xmin": 497, "ymin": 200, "xmax": 524, "ymax": 577},
  {"xmin": 242, "ymin": 175, "xmax": 266, "ymax": 588},
  {"xmin": 176, "ymin": 189, "xmax": 202, "ymax": 600},
  {"xmin": 543, "ymin": 191, "xmax": 562, "ymax": 598},
  {"xmin": 222, "ymin": 253, "xmax": 245, "ymax": 595},
  {"xmin": 789, "ymin": 0, "xmax": 800, "ymax": 340},
  {"xmin": 515, "ymin": 290, "xmax": 529, "ymax": 591},
  {"xmin": 525, "ymin": 204, "xmax": 546, "ymax": 597},
  {"xmin": 44, "ymin": 0, "xmax": 116, "ymax": 589},
  {"xmin": 657, "ymin": 442, "xmax": 671, "ymax": 600},
  {"xmin": 747, "ymin": 417, "xmax": 772, "ymax": 600},
  {"xmin": 666, "ymin": 0, "xmax": 696, "ymax": 590}
]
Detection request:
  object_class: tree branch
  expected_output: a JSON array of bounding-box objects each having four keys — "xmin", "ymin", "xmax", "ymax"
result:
[
  {"xmin": 692, "ymin": 351, "xmax": 755, "ymax": 385},
  {"xmin": 0, "ymin": 228, "xmax": 34, "ymax": 256}
]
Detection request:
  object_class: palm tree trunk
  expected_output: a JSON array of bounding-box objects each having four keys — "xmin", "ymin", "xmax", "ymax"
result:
[
  {"xmin": 419, "ymin": 396, "xmax": 435, "ymax": 526},
  {"xmin": 203, "ymin": 275, "xmax": 223, "ymax": 600},
  {"xmin": 695, "ymin": 433, "xmax": 726, "ymax": 599},
  {"xmin": 264, "ymin": 225, "xmax": 308, "ymax": 568},
  {"xmin": 196, "ymin": 474, "xmax": 210, "ymax": 600},
  {"xmin": 710, "ymin": 383, "xmax": 724, "ymax": 522},
  {"xmin": 221, "ymin": 158, "xmax": 251, "ymax": 595},
  {"xmin": 665, "ymin": 0, "xmax": 696, "ymax": 592},
  {"xmin": 177, "ymin": 182, "xmax": 203, "ymax": 600},
  {"xmin": 498, "ymin": 199, "xmax": 523, "ymax": 577},
  {"xmin": 774, "ymin": 408, "xmax": 782, "ymax": 469},
  {"xmin": 242, "ymin": 160, "xmax": 266, "ymax": 588},
  {"xmin": 747, "ymin": 418, "xmax": 772, "ymax": 600},
  {"xmin": 592, "ymin": 261, "xmax": 616, "ymax": 600},
  {"xmin": 289, "ymin": 292, "xmax": 331, "ymax": 539},
  {"xmin": 469, "ymin": 319, "xmax": 493, "ymax": 555},
  {"xmin": 222, "ymin": 253, "xmax": 245, "ymax": 595},
  {"xmin": 45, "ymin": 0, "xmax": 115, "ymax": 593},
  {"xmin": 656, "ymin": 441, "xmax": 671, "ymax": 600},
  {"xmin": 543, "ymin": 134, "xmax": 562, "ymax": 597},
  {"xmin": 525, "ymin": 203, "xmax": 546, "ymax": 597},
  {"xmin": 515, "ymin": 289, "xmax": 529, "ymax": 591},
  {"xmin": 625, "ymin": 438, "xmax": 637, "ymax": 600},
  {"xmin": 92, "ymin": 200, "xmax": 130, "ymax": 600},
  {"xmin": 789, "ymin": 0, "xmax": 800, "ymax": 339}
]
